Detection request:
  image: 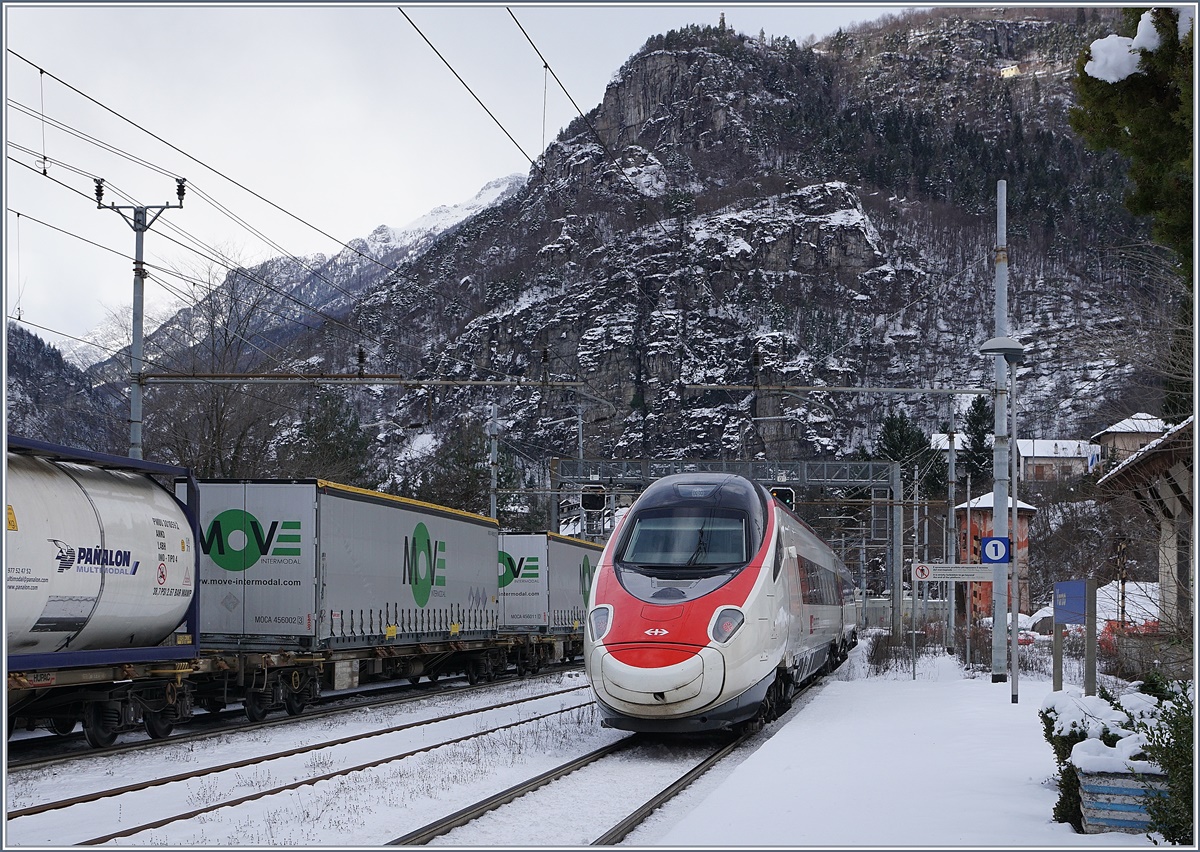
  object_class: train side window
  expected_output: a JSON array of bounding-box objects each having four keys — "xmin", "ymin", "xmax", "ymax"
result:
[{"xmin": 801, "ymin": 557, "xmax": 822, "ymax": 604}]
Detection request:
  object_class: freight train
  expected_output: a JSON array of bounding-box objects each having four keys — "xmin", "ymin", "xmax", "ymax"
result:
[
  {"xmin": 5, "ymin": 437, "xmax": 602, "ymax": 747},
  {"xmin": 584, "ymin": 473, "xmax": 859, "ymax": 734}
]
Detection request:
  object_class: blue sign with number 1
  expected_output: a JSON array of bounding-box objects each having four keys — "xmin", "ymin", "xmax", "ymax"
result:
[{"xmin": 981, "ymin": 536, "xmax": 1010, "ymax": 563}]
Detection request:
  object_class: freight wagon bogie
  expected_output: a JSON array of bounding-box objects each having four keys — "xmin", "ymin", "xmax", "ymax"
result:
[
  {"xmin": 188, "ymin": 652, "xmax": 323, "ymax": 722},
  {"xmin": 10, "ymin": 673, "xmax": 196, "ymax": 747}
]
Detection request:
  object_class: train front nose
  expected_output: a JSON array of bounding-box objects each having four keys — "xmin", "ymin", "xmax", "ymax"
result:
[{"xmin": 588, "ymin": 642, "xmax": 725, "ymax": 715}]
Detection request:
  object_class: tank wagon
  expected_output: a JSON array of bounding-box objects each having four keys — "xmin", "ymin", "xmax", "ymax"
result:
[
  {"xmin": 6, "ymin": 437, "xmax": 604, "ymax": 748},
  {"xmin": 6, "ymin": 437, "xmax": 201, "ymax": 747},
  {"xmin": 584, "ymin": 473, "xmax": 859, "ymax": 735}
]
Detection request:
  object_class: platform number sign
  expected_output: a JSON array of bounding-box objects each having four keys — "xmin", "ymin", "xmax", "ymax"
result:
[{"xmin": 981, "ymin": 537, "xmax": 1010, "ymax": 563}]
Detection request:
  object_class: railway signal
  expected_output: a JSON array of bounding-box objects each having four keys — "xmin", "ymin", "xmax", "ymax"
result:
[{"xmin": 769, "ymin": 486, "xmax": 795, "ymax": 511}]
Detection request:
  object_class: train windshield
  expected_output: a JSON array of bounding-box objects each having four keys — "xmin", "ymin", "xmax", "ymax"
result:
[{"xmin": 618, "ymin": 508, "xmax": 748, "ymax": 569}]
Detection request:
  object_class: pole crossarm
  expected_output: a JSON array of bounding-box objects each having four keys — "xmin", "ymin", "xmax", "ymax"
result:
[
  {"xmin": 685, "ymin": 383, "xmax": 990, "ymax": 396},
  {"xmin": 141, "ymin": 373, "xmax": 584, "ymax": 388}
]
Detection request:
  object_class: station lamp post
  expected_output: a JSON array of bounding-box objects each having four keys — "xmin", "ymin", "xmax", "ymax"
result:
[{"xmin": 979, "ymin": 335, "xmax": 1025, "ymax": 701}]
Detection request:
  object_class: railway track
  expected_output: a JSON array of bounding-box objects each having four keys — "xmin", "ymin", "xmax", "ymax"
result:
[
  {"xmin": 6, "ymin": 680, "xmax": 601, "ymax": 846},
  {"xmin": 7, "ymin": 666, "xmax": 582, "ymax": 769},
  {"xmin": 389, "ymin": 733, "xmax": 749, "ymax": 846}
]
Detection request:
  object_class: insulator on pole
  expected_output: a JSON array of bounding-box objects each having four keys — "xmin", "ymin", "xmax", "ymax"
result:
[
  {"xmin": 176, "ymin": 178, "xmax": 186, "ymax": 205},
  {"xmin": 94, "ymin": 178, "xmax": 105, "ymax": 207}
]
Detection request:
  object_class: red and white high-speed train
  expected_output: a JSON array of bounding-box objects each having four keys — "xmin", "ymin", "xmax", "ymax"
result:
[{"xmin": 584, "ymin": 473, "xmax": 859, "ymax": 734}]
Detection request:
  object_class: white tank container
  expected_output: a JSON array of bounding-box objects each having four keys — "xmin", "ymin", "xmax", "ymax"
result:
[{"xmin": 5, "ymin": 453, "xmax": 195, "ymax": 656}]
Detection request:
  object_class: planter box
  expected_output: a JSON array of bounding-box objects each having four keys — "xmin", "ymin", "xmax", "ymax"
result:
[{"xmin": 1078, "ymin": 770, "xmax": 1168, "ymax": 835}]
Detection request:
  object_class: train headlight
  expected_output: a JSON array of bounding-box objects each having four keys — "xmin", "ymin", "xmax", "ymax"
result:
[
  {"xmin": 587, "ymin": 605, "xmax": 613, "ymax": 642},
  {"xmin": 710, "ymin": 607, "xmax": 745, "ymax": 644}
]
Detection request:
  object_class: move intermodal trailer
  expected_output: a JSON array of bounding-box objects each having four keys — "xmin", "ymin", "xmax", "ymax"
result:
[
  {"xmin": 181, "ymin": 479, "xmax": 503, "ymax": 718},
  {"xmin": 498, "ymin": 532, "xmax": 603, "ymax": 668}
]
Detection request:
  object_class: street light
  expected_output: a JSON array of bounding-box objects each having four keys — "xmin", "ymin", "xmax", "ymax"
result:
[{"xmin": 979, "ymin": 335, "xmax": 1025, "ymax": 703}]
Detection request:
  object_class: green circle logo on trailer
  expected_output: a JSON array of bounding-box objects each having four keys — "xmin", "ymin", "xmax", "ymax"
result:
[
  {"xmin": 579, "ymin": 554, "xmax": 594, "ymax": 596},
  {"xmin": 410, "ymin": 522, "xmax": 434, "ymax": 606},
  {"xmin": 205, "ymin": 509, "xmax": 265, "ymax": 572},
  {"xmin": 498, "ymin": 550, "xmax": 518, "ymax": 589}
]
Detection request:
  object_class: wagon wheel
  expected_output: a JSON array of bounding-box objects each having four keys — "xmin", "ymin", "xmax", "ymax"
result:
[
  {"xmin": 466, "ymin": 661, "xmax": 480, "ymax": 685},
  {"xmin": 143, "ymin": 710, "xmax": 174, "ymax": 740},
  {"xmin": 284, "ymin": 693, "xmax": 306, "ymax": 716},
  {"xmin": 408, "ymin": 676, "xmax": 422, "ymax": 686},
  {"xmin": 243, "ymin": 691, "xmax": 270, "ymax": 723},
  {"xmin": 83, "ymin": 703, "xmax": 119, "ymax": 748}
]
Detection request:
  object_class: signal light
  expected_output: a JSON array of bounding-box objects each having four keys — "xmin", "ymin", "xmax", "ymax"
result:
[
  {"xmin": 581, "ymin": 485, "xmax": 606, "ymax": 511},
  {"xmin": 770, "ymin": 486, "xmax": 795, "ymax": 511}
]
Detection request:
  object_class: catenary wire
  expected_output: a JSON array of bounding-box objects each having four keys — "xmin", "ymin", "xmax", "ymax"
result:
[
  {"xmin": 6, "ymin": 49, "xmax": 506, "ymax": 360},
  {"xmin": 9, "ymin": 109, "xmax": 542, "ymax": 389}
]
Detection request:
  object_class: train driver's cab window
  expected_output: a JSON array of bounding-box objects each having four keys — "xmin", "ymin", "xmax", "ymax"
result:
[{"xmin": 619, "ymin": 510, "xmax": 748, "ymax": 567}]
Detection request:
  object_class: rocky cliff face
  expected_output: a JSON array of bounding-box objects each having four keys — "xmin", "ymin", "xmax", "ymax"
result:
[
  {"xmin": 11, "ymin": 8, "xmax": 1172, "ymax": 484},
  {"xmin": 353, "ymin": 8, "xmax": 1157, "ymax": 476}
]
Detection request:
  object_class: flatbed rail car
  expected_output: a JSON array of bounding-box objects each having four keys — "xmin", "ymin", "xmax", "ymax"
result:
[
  {"xmin": 181, "ymin": 479, "xmax": 601, "ymax": 719},
  {"xmin": 6, "ymin": 436, "xmax": 202, "ymax": 746}
]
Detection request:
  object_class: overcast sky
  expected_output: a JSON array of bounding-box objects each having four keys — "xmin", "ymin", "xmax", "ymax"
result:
[{"xmin": 5, "ymin": 3, "xmax": 916, "ymax": 347}]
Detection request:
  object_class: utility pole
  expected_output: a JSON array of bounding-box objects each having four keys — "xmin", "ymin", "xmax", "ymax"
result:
[
  {"xmin": 946, "ymin": 407, "xmax": 957, "ymax": 654},
  {"xmin": 989, "ymin": 180, "xmax": 1010, "ymax": 684},
  {"xmin": 486, "ymin": 403, "xmax": 501, "ymax": 520},
  {"xmin": 95, "ymin": 177, "xmax": 185, "ymax": 459}
]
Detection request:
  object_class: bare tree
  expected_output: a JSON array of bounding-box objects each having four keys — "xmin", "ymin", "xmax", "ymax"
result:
[
  {"xmin": 142, "ymin": 258, "xmax": 293, "ymax": 477},
  {"xmin": 1091, "ymin": 243, "xmax": 1191, "ymax": 423}
]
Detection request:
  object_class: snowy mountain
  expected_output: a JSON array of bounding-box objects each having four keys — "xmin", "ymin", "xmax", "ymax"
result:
[
  {"xmin": 9, "ymin": 8, "xmax": 1181, "ymax": 488},
  {"xmin": 57, "ymin": 174, "xmax": 526, "ymax": 371}
]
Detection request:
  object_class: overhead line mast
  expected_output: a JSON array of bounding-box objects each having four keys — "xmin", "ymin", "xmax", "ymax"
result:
[{"xmin": 95, "ymin": 177, "xmax": 185, "ymax": 459}]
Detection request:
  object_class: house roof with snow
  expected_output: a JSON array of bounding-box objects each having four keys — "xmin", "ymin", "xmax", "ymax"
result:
[
  {"xmin": 930, "ymin": 435, "xmax": 1098, "ymax": 462},
  {"xmin": 1089, "ymin": 412, "xmax": 1166, "ymax": 442},
  {"xmin": 954, "ymin": 493, "xmax": 1038, "ymax": 512},
  {"xmin": 1097, "ymin": 415, "xmax": 1194, "ymax": 490},
  {"xmin": 1015, "ymin": 439, "xmax": 1100, "ymax": 461}
]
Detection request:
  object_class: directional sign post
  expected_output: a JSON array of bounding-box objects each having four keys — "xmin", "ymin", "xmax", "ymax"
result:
[
  {"xmin": 910, "ymin": 565, "xmax": 994, "ymax": 680},
  {"xmin": 914, "ymin": 563, "xmax": 995, "ymax": 582}
]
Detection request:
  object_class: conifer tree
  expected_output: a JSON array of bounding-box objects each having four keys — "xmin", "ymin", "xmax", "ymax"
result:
[
  {"xmin": 959, "ymin": 395, "xmax": 995, "ymax": 491},
  {"xmin": 1070, "ymin": 7, "xmax": 1193, "ymax": 421},
  {"xmin": 1070, "ymin": 7, "xmax": 1193, "ymax": 270}
]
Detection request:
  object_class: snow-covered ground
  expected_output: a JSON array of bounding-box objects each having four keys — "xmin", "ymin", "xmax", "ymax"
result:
[
  {"xmin": 634, "ymin": 646, "xmax": 1160, "ymax": 847},
  {"xmin": 5, "ymin": 644, "xmax": 1165, "ymax": 847}
]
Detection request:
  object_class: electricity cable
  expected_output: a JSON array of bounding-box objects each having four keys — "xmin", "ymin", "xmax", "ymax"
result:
[
  {"xmin": 9, "ymin": 314, "xmax": 310, "ymax": 418},
  {"xmin": 396, "ymin": 8, "xmax": 542, "ymax": 175},
  {"xmin": 7, "ymin": 49, "xmax": 629, "ymax": 399},
  {"xmin": 506, "ymin": 6, "xmax": 674, "ymax": 243},
  {"xmin": 6, "ymin": 49, "xmax": 481, "ymax": 320}
]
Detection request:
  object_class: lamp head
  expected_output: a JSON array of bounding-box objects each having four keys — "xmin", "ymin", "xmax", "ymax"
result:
[{"xmin": 979, "ymin": 336, "xmax": 1025, "ymax": 364}]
